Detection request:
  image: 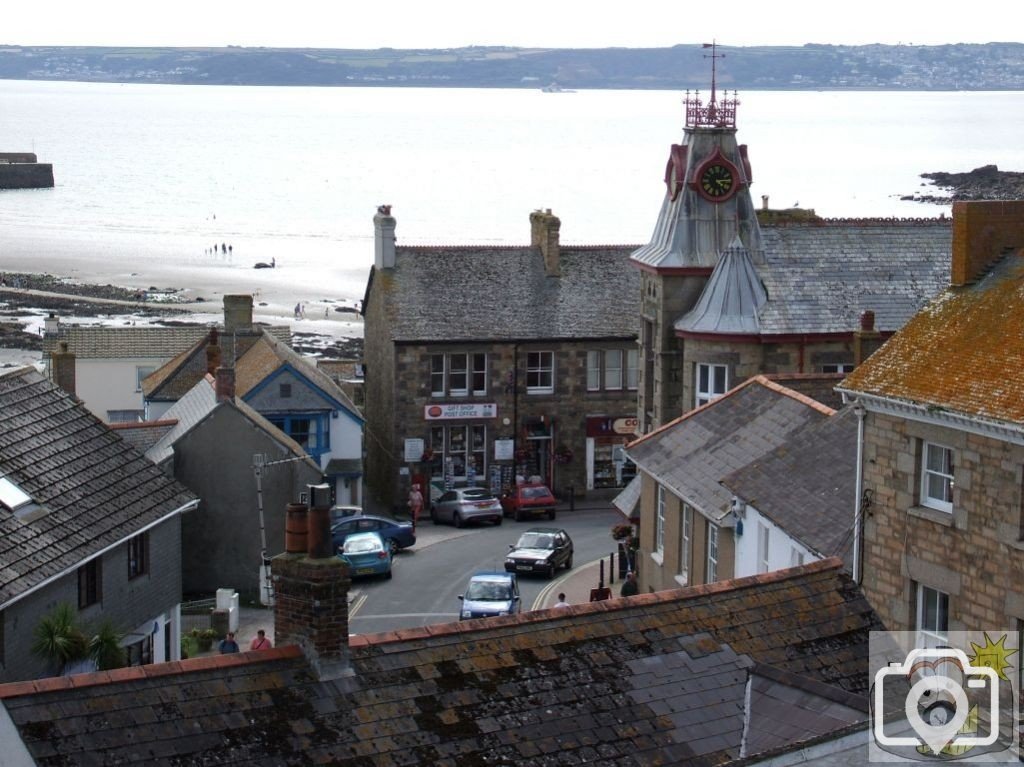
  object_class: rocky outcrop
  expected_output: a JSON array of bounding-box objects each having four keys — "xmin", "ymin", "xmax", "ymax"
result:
[{"xmin": 905, "ymin": 165, "xmax": 1024, "ymax": 205}]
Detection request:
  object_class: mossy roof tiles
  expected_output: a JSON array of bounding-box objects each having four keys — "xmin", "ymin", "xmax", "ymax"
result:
[{"xmin": 0, "ymin": 559, "xmax": 881, "ymax": 765}]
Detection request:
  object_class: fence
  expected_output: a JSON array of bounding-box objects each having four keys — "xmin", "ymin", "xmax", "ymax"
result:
[{"xmin": 180, "ymin": 597, "xmax": 216, "ymax": 634}]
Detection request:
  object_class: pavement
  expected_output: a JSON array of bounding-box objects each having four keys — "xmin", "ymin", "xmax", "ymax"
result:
[{"xmin": 196, "ymin": 492, "xmax": 631, "ymax": 655}]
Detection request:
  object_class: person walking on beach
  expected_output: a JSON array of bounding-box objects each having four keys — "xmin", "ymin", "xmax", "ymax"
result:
[
  {"xmin": 250, "ymin": 629, "xmax": 272, "ymax": 651},
  {"xmin": 218, "ymin": 632, "xmax": 239, "ymax": 654}
]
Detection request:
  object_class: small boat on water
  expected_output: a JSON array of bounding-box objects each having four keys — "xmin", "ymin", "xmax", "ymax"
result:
[{"xmin": 541, "ymin": 83, "xmax": 576, "ymax": 93}]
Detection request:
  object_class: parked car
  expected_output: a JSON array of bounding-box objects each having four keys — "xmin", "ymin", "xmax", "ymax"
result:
[
  {"xmin": 431, "ymin": 487, "xmax": 503, "ymax": 528},
  {"xmin": 331, "ymin": 514, "xmax": 416, "ymax": 554},
  {"xmin": 330, "ymin": 505, "xmax": 362, "ymax": 525},
  {"xmin": 458, "ymin": 571, "xmax": 521, "ymax": 620},
  {"xmin": 505, "ymin": 527, "xmax": 574, "ymax": 578},
  {"xmin": 501, "ymin": 483, "xmax": 557, "ymax": 521},
  {"xmin": 337, "ymin": 532, "xmax": 392, "ymax": 579}
]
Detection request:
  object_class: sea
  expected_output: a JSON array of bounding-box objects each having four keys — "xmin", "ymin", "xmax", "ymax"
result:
[{"xmin": 1, "ymin": 79, "xmax": 1024, "ymax": 304}]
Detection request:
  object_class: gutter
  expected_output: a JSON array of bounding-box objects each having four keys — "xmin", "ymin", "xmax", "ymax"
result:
[{"xmin": 0, "ymin": 498, "xmax": 199, "ymax": 612}]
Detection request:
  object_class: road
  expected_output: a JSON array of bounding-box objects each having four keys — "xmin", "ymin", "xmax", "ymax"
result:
[{"xmin": 347, "ymin": 506, "xmax": 623, "ymax": 636}]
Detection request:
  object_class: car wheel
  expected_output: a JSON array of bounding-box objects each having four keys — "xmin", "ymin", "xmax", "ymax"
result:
[
  {"xmin": 514, "ymin": 508, "xmax": 523, "ymax": 522},
  {"xmin": 495, "ymin": 516, "xmax": 502, "ymax": 526},
  {"xmin": 454, "ymin": 512, "xmax": 464, "ymax": 529},
  {"xmin": 547, "ymin": 509, "xmax": 556, "ymax": 520},
  {"xmin": 385, "ymin": 568, "xmax": 393, "ymax": 580},
  {"xmin": 431, "ymin": 507, "xmax": 440, "ymax": 525},
  {"xmin": 565, "ymin": 553, "xmax": 574, "ymax": 570},
  {"xmin": 547, "ymin": 564, "xmax": 556, "ymax": 579}
]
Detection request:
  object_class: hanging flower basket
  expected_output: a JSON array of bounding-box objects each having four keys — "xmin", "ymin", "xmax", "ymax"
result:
[
  {"xmin": 514, "ymin": 447, "xmax": 531, "ymax": 462},
  {"xmin": 611, "ymin": 523, "xmax": 634, "ymax": 541},
  {"xmin": 553, "ymin": 445, "xmax": 573, "ymax": 464},
  {"xmin": 420, "ymin": 448, "xmax": 434, "ymax": 463}
]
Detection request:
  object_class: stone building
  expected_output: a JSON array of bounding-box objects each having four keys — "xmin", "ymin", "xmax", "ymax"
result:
[
  {"xmin": 838, "ymin": 200, "xmax": 1024, "ymax": 644},
  {"xmin": 362, "ymin": 206, "xmax": 639, "ymax": 508}
]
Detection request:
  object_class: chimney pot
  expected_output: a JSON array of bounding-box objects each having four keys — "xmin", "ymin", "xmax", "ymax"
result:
[
  {"xmin": 306, "ymin": 483, "xmax": 333, "ymax": 559},
  {"xmin": 285, "ymin": 502, "xmax": 309, "ymax": 554},
  {"xmin": 860, "ymin": 310, "xmax": 875, "ymax": 331},
  {"xmin": 374, "ymin": 206, "xmax": 397, "ymax": 270}
]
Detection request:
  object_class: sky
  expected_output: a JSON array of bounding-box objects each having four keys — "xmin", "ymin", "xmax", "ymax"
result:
[{"xmin": 2, "ymin": 0, "xmax": 1016, "ymax": 49}]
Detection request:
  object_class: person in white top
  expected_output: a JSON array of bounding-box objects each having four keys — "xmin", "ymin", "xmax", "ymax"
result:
[{"xmin": 553, "ymin": 593, "xmax": 570, "ymax": 609}]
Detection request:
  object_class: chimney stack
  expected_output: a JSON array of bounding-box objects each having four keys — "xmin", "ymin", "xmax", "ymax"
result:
[
  {"xmin": 853, "ymin": 309, "xmax": 882, "ymax": 367},
  {"xmin": 51, "ymin": 340, "xmax": 76, "ymax": 397},
  {"xmin": 223, "ymin": 295, "xmax": 254, "ymax": 334},
  {"xmin": 215, "ymin": 366, "xmax": 235, "ymax": 402},
  {"xmin": 374, "ymin": 205, "xmax": 396, "ymax": 270},
  {"xmin": 530, "ymin": 208, "xmax": 561, "ymax": 277},
  {"xmin": 205, "ymin": 328, "xmax": 222, "ymax": 375},
  {"xmin": 272, "ymin": 483, "xmax": 351, "ymax": 681},
  {"xmin": 950, "ymin": 200, "xmax": 1024, "ymax": 286},
  {"xmin": 43, "ymin": 313, "xmax": 60, "ymax": 336}
]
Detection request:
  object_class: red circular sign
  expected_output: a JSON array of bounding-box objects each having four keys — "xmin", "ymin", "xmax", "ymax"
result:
[{"xmin": 427, "ymin": 405, "xmax": 443, "ymax": 417}]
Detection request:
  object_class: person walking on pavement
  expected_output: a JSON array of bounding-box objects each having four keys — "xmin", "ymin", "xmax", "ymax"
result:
[
  {"xmin": 218, "ymin": 631, "xmax": 239, "ymax": 654},
  {"xmin": 407, "ymin": 483, "xmax": 424, "ymax": 528},
  {"xmin": 620, "ymin": 571, "xmax": 639, "ymax": 597},
  {"xmin": 250, "ymin": 629, "xmax": 272, "ymax": 650},
  {"xmin": 553, "ymin": 593, "xmax": 570, "ymax": 609}
]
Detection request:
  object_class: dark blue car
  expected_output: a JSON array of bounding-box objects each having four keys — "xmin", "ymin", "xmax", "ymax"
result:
[{"xmin": 331, "ymin": 514, "xmax": 416, "ymax": 555}]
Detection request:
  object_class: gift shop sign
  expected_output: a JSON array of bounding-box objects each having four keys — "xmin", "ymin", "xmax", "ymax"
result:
[{"xmin": 424, "ymin": 403, "xmax": 497, "ymax": 420}]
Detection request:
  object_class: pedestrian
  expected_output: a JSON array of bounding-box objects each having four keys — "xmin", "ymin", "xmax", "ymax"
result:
[
  {"xmin": 218, "ymin": 631, "xmax": 239, "ymax": 654},
  {"xmin": 294, "ymin": 302, "xmax": 301, "ymax": 319},
  {"xmin": 324, "ymin": 307, "xmax": 329, "ymax": 319},
  {"xmin": 554, "ymin": 593, "xmax": 570, "ymax": 609},
  {"xmin": 620, "ymin": 571, "xmax": 639, "ymax": 597},
  {"xmin": 407, "ymin": 483, "xmax": 424, "ymax": 527},
  {"xmin": 250, "ymin": 629, "xmax": 272, "ymax": 650}
]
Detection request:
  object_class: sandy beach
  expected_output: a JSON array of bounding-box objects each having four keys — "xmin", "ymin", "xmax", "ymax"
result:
[{"xmin": 0, "ymin": 243, "xmax": 367, "ymax": 368}]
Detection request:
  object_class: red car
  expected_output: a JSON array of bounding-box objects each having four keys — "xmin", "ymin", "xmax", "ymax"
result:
[{"xmin": 501, "ymin": 483, "xmax": 558, "ymax": 522}]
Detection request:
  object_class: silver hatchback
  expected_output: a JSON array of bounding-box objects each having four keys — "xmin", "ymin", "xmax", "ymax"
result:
[{"xmin": 430, "ymin": 487, "xmax": 503, "ymax": 528}]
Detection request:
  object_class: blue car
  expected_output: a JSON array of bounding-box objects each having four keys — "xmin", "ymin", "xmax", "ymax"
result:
[
  {"xmin": 330, "ymin": 514, "xmax": 416, "ymax": 554},
  {"xmin": 458, "ymin": 572, "xmax": 520, "ymax": 620},
  {"xmin": 338, "ymin": 532, "xmax": 393, "ymax": 579}
]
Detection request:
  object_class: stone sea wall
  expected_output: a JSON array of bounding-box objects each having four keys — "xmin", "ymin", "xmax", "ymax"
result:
[{"xmin": 0, "ymin": 154, "xmax": 54, "ymax": 189}]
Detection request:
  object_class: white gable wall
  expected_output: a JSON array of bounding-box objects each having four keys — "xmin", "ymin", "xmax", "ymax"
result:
[
  {"xmin": 72, "ymin": 357, "xmax": 162, "ymax": 423},
  {"xmin": 733, "ymin": 503, "xmax": 820, "ymax": 578}
]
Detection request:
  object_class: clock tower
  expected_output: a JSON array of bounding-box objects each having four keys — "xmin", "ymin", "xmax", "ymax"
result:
[{"xmin": 630, "ymin": 46, "xmax": 763, "ymax": 432}]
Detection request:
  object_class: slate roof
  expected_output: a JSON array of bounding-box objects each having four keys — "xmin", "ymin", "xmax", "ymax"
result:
[
  {"xmin": 108, "ymin": 419, "xmax": 177, "ymax": 454},
  {"xmin": 142, "ymin": 326, "xmax": 292, "ymax": 401},
  {"xmin": 839, "ymin": 249, "xmax": 1024, "ymax": 426},
  {"xmin": 369, "ymin": 245, "xmax": 639, "ymax": 342},
  {"xmin": 720, "ymin": 407, "xmax": 859, "ymax": 569},
  {"xmin": 752, "ymin": 221, "xmax": 951, "ymax": 335},
  {"xmin": 144, "ymin": 374, "xmax": 318, "ymax": 470},
  {"xmin": 0, "ymin": 368, "xmax": 197, "ymax": 608},
  {"xmin": 626, "ymin": 376, "xmax": 835, "ymax": 523},
  {"xmin": 675, "ymin": 236, "xmax": 767, "ymax": 334},
  {"xmin": 0, "ymin": 558, "xmax": 881, "ymax": 765},
  {"xmin": 41, "ymin": 326, "xmax": 209, "ymax": 359}
]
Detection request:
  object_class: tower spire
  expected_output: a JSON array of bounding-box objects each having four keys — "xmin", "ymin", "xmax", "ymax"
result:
[
  {"xmin": 685, "ymin": 42, "xmax": 739, "ymax": 128},
  {"xmin": 703, "ymin": 40, "xmax": 724, "ymax": 109}
]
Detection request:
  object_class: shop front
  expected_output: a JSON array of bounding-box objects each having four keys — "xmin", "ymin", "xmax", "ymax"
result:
[{"xmin": 585, "ymin": 415, "xmax": 638, "ymax": 490}]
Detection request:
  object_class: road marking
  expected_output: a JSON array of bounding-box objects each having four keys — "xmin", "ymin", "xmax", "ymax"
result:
[{"xmin": 348, "ymin": 593, "xmax": 368, "ymax": 617}]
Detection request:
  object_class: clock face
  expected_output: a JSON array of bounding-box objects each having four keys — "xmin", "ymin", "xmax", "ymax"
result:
[{"xmin": 699, "ymin": 163, "xmax": 735, "ymax": 200}]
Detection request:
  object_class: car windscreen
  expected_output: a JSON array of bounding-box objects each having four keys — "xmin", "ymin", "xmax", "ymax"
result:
[
  {"xmin": 462, "ymin": 489, "xmax": 495, "ymax": 501},
  {"xmin": 521, "ymin": 487, "xmax": 550, "ymax": 499},
  {"xmin": 516, "ymin": 533, "xmax": 554, "ymax": 549},
  {"xmin": 465, "ymin": 581, "xmax": 511, "ymax": 600},
  {"xmin": 344, "ymin": 537, "xmax": 381, "ymax": 554}
]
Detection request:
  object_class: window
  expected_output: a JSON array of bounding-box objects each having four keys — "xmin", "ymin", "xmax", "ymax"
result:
[
  {"xmin": 78, "ymin": 559, "xmax": 101, "ymax": 608},
  {"xmin": 916, "ymin": 584, "xmax": 949, "ymax": 647},
  {"xmin": 626, "ymin": 349, "xmax": 639, "ymax": 390},
  {"xmin": 790, "ymin": 548, "xmax": 805, "ymax": 567},
  {"xmin": 431, "ymin": 353, "xmax": 487, "ymax": 397},
  {"xmin": 921, "ymin": 442, "xmax": 954, "ymax": 512},
  {"xmin": 127, "ymin": 533, "xmax": 148, "ymax": 579},
  {"xmin": 526, "ymin": 352, "xmax": 554, "ymax": 394},
  {"xmin": 604, "ymin": 350, "xmax": 623, "ymax": 390},
  {"xmin": 586, "ymin": 351, "xmax": 601, "ymax": 391},
  {"xmin": 656, "ymin": 485, "xmax": 666, "ymax": 555},
  {"xmin": 758, "ymin": 523, "xmax": 770, "ymax": 573},
  {"xmin": 707, "ymin": 524, "xmax": 719, "ymax": 582},
  {"xmin": 279, "ymin": 383, "xmax": 292, "ymax": 398},
  {"xmin": 428, "ymin": 425, "xmax": 487, "ymax": 479},
  {"xmin": 696, "ymin": 363, "xmax": 728, "ymax": 407},
  {"xmin": 679, "ymin": 503, "xmax": 692, "ymax": 579},
  {"xmin": 267, "ymin": 415, "xmax": 330, "ymax": 457},
  {"xmin": 135, "ymin": 366, "xmax": 155, "ymax": 392},
  {"xmin": 821, "ymin": 363, "xmax": 855, "ymax": 374}
]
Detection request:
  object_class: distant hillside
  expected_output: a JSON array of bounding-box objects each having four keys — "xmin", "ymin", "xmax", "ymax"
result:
[{"xmin": 1, "ymin": 43, "xmax": 1022, "ymax": 90}]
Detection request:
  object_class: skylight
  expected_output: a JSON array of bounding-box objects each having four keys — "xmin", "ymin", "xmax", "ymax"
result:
[{"xmin": 0, "ymin": 475, "xmax": 32, "ymax": 512}]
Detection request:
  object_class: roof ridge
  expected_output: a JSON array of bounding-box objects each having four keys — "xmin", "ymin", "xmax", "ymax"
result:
[
  {"xmin": 751, "ymin": 375, "xmax": 836, "ymax": 416},
  {"xmin": 109, "ymin": 419, "xmax": 179, "ymax": 431}
]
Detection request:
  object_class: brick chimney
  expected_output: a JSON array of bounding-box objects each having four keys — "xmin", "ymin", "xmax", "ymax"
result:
[
  {"xmin": 223, "ymin": 295, "xmax": 254, "ymax": 334},
  {"xmin": 530, "ymin": 208, "xmax": 561, "ymax": 277},
  {"xmin": 205, "ymin": 328, "xmax": 221, "ymax": 375},
  {"xmin": 215, "ymin": 366, "xmax": 235, "ymax": 402},
  {"xmin": 272, "ymin": 483, "xmax": 352, "ymax": 681},
  {"xmin": 853, "ymin": 309, "xmax": 882, "ymax": 367},
  {"xmin": 50, "ymin": 340, "xmax": 76, "ymax": 397},
  {"xmin": 950, "ymin": 200, "xmax": 1024, "ymax": 286},
  {"xmin": 374, "ymin": 204, "xmax": 396, "ymax": 270}
]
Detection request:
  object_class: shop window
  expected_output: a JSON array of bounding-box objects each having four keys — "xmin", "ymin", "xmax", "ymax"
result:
[
  {"xmin": 78, "ymin": 559, "xmax": 101, "ymax": 609},
  {"xmin": 428, "ymin": 424, "xmax": 487, "ymax": 481},
  {"xmin": 920, "ymin": 441, "xmax": 954, "ymax": 513},
  {"xmin": 696, "ymin": 363, "xmax": 728, "ymax": 407},
  {"xmin": 526, "ymin": 352, "xmax": 554, "ymax": 394}
]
